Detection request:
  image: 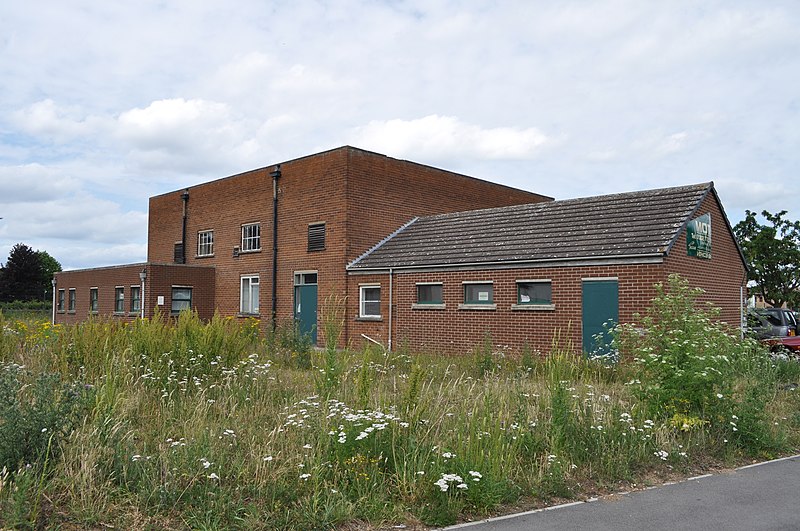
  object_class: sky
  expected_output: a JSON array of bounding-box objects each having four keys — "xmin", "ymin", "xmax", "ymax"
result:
[{"xmin": 1, "ymin": 1, "xmax": 798, "ymax": 270}]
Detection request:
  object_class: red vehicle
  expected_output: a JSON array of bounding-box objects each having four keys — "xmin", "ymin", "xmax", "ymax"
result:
[{"xmin": 763, "ymin": 335, "xmax": 800, "ymax": 354}]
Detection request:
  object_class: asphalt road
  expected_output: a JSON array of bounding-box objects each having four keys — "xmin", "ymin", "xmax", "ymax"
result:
[{"xmin": 442, "ymin": 455, "xmax": 800, "ymax": 531}]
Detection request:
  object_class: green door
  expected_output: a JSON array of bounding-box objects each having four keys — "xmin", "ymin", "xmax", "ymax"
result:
[
  {"xmin": 294, "ymin": 273, "xmax": 318, "ymax": 344},
  {"xmin": 582, "ymin": 279, "xmax": 619, "ymax": 357}
]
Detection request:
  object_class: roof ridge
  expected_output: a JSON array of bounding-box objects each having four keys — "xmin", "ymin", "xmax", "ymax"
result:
[
  {"xmin": 418, "ymin": 182, "xmax": 712, "ymax": 223},
  {"xmin": 347, "ymin": 217, "xmax": 419, "ymax": 269}
]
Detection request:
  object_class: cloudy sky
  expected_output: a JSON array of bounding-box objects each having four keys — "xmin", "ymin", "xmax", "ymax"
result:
[{"xmin": 1, "ymin": 1, "xmax": 798, "ymax": 270}]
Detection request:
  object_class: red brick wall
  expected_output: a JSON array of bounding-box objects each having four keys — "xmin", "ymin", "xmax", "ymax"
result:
[
  {"xmin": 146, "ymin": 147, "xmax": 549, "ymax": 345},
  {"xmin": 348, "ymin": 264, "xmax": 665, "ymax": 355},
  {"xmin": 54, "ymin": 263, "xmax": 215, "ymax": 324},
  {"xmin": 347, "ymin": 188, "xmax": 747, "ymax": 356},
  {"xmin": 54, "ymin": 264, "xmax": 146, "ymax": 325},
  {"xmin": 663, "ymin": 190, "xmax": 747, "ymax": 327}
]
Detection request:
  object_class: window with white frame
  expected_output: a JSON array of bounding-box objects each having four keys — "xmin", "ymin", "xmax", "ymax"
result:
[
  {"xmin": 114, "ymin": 287, "xmax": 124, "ymax": 313},
  {"xmin": 171, "ymin": 287, "xmax": 192, "ymax": 315},
  {"xmin": 57, "ymin": 289, "xmax": 65, "ymax": 312},
  {"xmin": 241, "ymin": 223, "xmax": 261, "ymax": 252},
  {"xmin": 130, "ymin": 286, "xmax": 141, "ymax": 313},
  {"xmin": 240, "ymin": 275, "xmax": 260, "ymax": 314},
  {"xmin": 197, "ymin": 230, "xmax": 214, "ymax": 256},
  {"xmin": 68, "ymin": 289, "xmax": 76, "ymax": 312},
  {"xmin": 359, "ymin": 285, "xmax": 381, "ymax": 318}
]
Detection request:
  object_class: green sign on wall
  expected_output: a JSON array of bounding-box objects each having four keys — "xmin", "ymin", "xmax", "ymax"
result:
[{"xmin": 687, "ymin": 213, "xmax": 711, "ymax": 259}]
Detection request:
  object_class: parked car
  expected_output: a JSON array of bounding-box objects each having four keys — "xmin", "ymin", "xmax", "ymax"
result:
[
  {"xmin": 747, "ymin": 308, "xmax": 798, "ymax": 339},
  {"xmin": 762, "ymin": 335, "xmax": 800, "ymax": 354}
]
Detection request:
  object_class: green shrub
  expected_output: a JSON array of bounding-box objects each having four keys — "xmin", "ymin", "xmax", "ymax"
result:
[{"xmin": 0, "ymin": 364, "xmax": 93, "ymax": 473}]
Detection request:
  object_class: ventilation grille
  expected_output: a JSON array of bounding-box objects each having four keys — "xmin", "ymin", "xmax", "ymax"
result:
[{"xmin": 308, "ymin": 223, "xmax": 326, "ymax": 252}]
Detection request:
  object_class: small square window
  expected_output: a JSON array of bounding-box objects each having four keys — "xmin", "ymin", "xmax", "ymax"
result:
[
  {"xmin": 57, "ymin": 289, "xmax": 65, "ymax": 312},
  {"xmin": 464, "ymin": 283, "xmax": 493, "ymax": 304},
  {"xmin": 114, "ymin": 287, "xmax": 124, "ymax": 313},
  {"xmin": 359, "ymin": 285, "xmax": 381, "ymax": 318},
  {"xmin": 241, "ymin": 223, "xmax": 261, "ymax": 252},
  {"xmin": 198, "ymin": 230, "xmax": 214, "ymax": 256},
  {"xmin": 517, "ymin": 281, "xmax": 552, "ymax": 305},
  {"xmin": 90, "ymin": 288, "xmax": 99, "ymax": 313},
  {"xmin": 171, "ymin": 287, "xmax": 192, "ymax": 315},
  {"xmin": 68, "ymin": 289, "xmax": 76, "ymax": 312},
  {"xmin": 416, "ymin": 284, "xmax": 443, "ymax": 304},
  {"xmin": 308, "ymin": 223, "xmax": 325, "ymax": 252}
]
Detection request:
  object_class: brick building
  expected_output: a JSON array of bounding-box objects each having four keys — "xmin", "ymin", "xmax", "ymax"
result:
[
  {"xmin": 346, "ymin": 182, "xmax": 747, "ymax": 355},
  {"xmin": 53, "ymin": 146, "xmax": 549, "ymax": 345},
  {"xmin": 53, "ymin": 147, "xmax": 747, "ymax": 356}
]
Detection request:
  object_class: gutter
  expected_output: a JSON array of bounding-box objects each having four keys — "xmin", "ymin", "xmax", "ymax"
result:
[{"xmin": 180, "ymin": 190, "xmax": 189, "ymax": 263}]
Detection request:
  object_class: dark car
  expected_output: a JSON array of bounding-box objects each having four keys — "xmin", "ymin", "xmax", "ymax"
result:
[{"xmin": 747, "ymin": 308, "xmax": 798, "ymax": 339}]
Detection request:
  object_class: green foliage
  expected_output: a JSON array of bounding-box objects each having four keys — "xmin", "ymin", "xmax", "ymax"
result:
[
  {"xmin": 734, "ymin": 209, "xmax": 800, "ymax": 308},
  {"xmin": 0, "ymin": 364, "xmax": 92, "ymax": 473},
  {"xmin": 473, "ymin": 331, "xmax": 497, "ymax": 377}
]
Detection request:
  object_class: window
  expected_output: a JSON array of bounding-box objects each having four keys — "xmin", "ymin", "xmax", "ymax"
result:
[
  {"xmin": 198, "ymin": 230, "xmax": 214, "ymax": 256},
  {"xmin": 90, "ymin": 288, "xmax": 99, "ymax": 313},
  {"xmin": 130, "ymin": 286, "xmax": 141, "ymax": 313},
  {"xmin": 416, "ymin": 283, "xmax": 443, "ymax": 305},
  {"xmin": 240, "ymin": 275, "xmax": 260, "ymax": 314},
  {"xmin": 171, "ymin": 287, "xmax": 192, "ymax": 315},
  {"xmin": 57, "ymin": 289, "xmax": 65, "ymax": 312},
  {"xmin": 68, "ymin": 289, "xmax": 76, "ymax": 312},
  {"xmin": 241, "ymin": 223, "xmax": 261, "ymax": 252},
  {"xmin": 517, "ymin": 281, "xmax": 552, "ymax": 305},
  {"xmin": 114, "ymin": 287, "xmax": 124, "ymax": 313},
  {"xmin": 308, "ymin": 222, "xmax": 326, "ymax": 251},
  {"xmin": 463, "ymin": 282, "xmax": 493, "ymax": 304},
  {"xmin": 359, "ymin": 285, "xmax": 381, "ymax": 319}
]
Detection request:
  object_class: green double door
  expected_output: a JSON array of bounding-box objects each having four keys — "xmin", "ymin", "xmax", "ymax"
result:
[{"xmin": 582, "ymin": 279, "xmax": 619, "ymax": 357}]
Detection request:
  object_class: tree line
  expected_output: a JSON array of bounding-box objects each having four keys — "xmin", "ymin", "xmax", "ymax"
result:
[{"xmin": 0, "ymin": 243, "xmax": 62, "ymax": 303}]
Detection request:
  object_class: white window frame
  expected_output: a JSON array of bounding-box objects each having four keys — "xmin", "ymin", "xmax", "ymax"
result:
[
  {"xmin": 68, "ymin": 288, "xmax": 76, "ymax": 312},
  {"xmin": 359, "ymin": 284, "xmax": 381, "ymax": 319},
  {"xmin": 240, "ymin": 275, "xmax": 260, "ymax": 315},
  {"xmin": 241, "ymin": 222, "xmax": 261, "ymax": 252},
  {"xmin": 197, "ymin": 229, "xmax": 214, "ymax": 257},
  {"xmin": 57, "ymin": 289, "xmax": 65, "ymax": 312}
]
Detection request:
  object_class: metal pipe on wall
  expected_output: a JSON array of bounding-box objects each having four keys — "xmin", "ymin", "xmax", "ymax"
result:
[{"xmin": 270, "ymin": 164, "xmax": 282, "ymax": 330}]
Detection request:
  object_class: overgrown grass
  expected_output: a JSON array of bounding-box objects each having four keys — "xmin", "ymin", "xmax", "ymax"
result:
[{"xmin": 0, "ymin": 282, "xmax": 799, "ymax": 529}]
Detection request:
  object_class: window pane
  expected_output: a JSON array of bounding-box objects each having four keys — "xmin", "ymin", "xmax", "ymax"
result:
[
  {"xmin": 131, "ymin": 286, "xmax": 141, "ymax": 312},
  {"xmin": 417, "ymin": 284, "xmax": 442, "ymax": 304},
  {"xmin": 360, "ymin": 287, "xmax": 381, "ymax": 317},
  {"xmin": 464, "ymin": 284, "xmax": 492, "ymax": 304},
  {"xmin": 171, "ymin": 288, "xmax": 192, "ymax": 314},
  {"xmin": 518, "ymin": 282, "xmax": 552, "ymax": 304}
]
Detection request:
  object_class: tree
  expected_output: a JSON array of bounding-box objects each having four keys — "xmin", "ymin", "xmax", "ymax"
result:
[
  {"xmin": 37, "ymin": 250, "xmax": 62, "ymax": 300},
  {"xmin": 0, "ymin": 244, "xmax": 61, "ymax": 303},
  {"xmin": 733, "ymin": 210, "xmax": 800, "ymax": 309}
]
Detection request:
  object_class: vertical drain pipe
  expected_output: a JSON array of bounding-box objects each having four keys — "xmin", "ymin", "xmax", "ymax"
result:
[
  {"xmin": 180, "ymin": 190, "xmax": 189, "ymax": 263},
  {"xmin": 270, "ymin": 164, "xmax": 282, "ymax": 331},
  {"xmin": 51, "ymin": 278, "xmax": 57, "ymax": 325},
  {"xmin": 388, "ymin": 268, "xmax": 393, "ymax": 352}
]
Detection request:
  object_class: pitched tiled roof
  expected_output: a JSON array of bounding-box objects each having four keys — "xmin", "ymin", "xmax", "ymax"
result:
[{"xmin": 348, "ymin": 182, "xmax": 713, "ymax": 270}]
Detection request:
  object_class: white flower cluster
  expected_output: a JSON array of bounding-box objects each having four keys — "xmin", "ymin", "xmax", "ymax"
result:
[{"xmin": 434, "ymin": 473, "xmax": 468, "ymax": 492}]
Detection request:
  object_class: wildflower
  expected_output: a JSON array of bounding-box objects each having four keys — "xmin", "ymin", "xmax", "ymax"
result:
[
  {"xmin": 468, "ymin": 470, "xmax": 482, "ymax": 481},
  {"xmin": 441, "ymin": 452, "xmax": 455, "ymax": 459},
  {"xmin": 302, "ymin": 444, "xmax": 312, "ymax": 449},
  {"xmin": 300, "ymin": 473, "xmax": 311, "ymax": 481},
  {"xmin": 654, "ymin": 450, "xmax": 669, "ymax": 461},
  {"xmin": 716, "ymin": 393, "xmax": 723, "ymax": 399},
  {"xmin": 208, "ymin": 473, "xmax": 219, "ymax": 480},
  {"xmin": 200, "ymin": 458, "xmax": 212, "ymax": 469},
  {"xmin": 41, "ymin": 428, "xmax": 48, "ymax": 433},
  {"xmin": 263, "ymin": 456, "xmax": 273, "ymax": 462},
  {"xmin": 456, "ymin": 483, "xmax": 469, "ymax": 490}
]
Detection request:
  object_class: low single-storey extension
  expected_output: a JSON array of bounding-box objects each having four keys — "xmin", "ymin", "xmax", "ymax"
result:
[{"xmin": 346, "ymin": 182, "xmax": 747, "ymax": 355}]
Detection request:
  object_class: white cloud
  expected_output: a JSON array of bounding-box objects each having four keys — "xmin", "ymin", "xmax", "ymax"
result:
[{"xmin": 349, "ymin": 115, "xmax": 557, "ymax": 161}]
